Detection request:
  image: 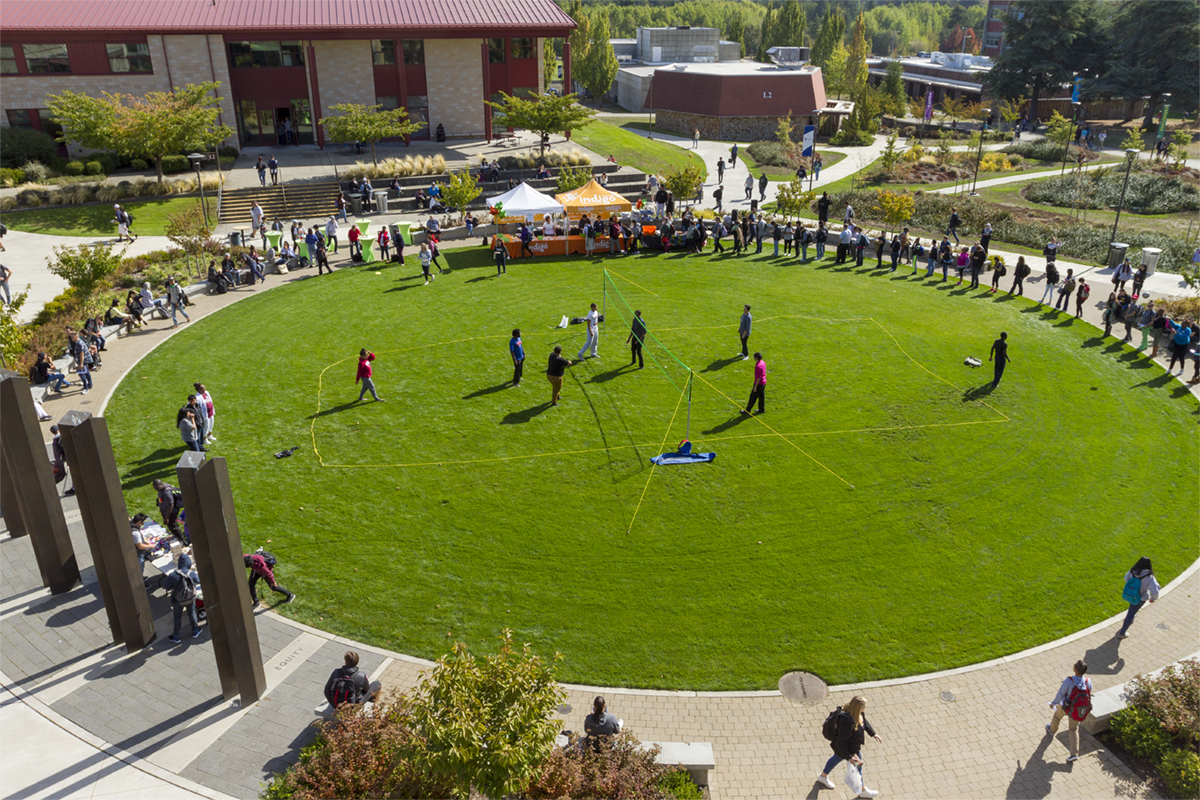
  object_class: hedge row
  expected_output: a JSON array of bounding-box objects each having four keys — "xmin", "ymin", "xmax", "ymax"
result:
[{"xmin": 1024, "ymin": 169, "xmax": 1199, "ymax": 215}]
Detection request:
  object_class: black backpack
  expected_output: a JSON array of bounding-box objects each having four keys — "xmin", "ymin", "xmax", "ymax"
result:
[
  {"xmin": 330, "ymin": 673, "xmax": 360, "ymax": 707},
  {"xmin": 172, "ymin": 573, "xmax": 197, "ymax": 605},
  {"xmin": 257, "ymin": 549, "xmax": 277, "ymax": 567},
  {"xmin": 822, "ymin": 707, "xmax": 844, "ymax": 741}
]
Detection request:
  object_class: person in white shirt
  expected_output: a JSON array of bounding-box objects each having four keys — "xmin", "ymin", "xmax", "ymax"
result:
[
  {"xmin": 324, "ymin": 217, "xmax": 339, "ymax": 253},
  {"xmin": 1046, "ymin": 660, "xmax": 1093, "ymax": 763},
  {"xmin": 576, "ymin": 302, "xmax": 600, "ymax": 360},
  {"xmin": 193, "ymin": 382, "xmax": 216, "ymax": 442},
  {"xmin": 543, "ymin": 215, "xmax": 555, "ymax": 238}
]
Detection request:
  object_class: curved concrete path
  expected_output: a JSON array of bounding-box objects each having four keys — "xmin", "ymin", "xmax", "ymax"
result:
[{"xmin": 3, "ymin": 208, "xmax": 1197, "ymax": 800}]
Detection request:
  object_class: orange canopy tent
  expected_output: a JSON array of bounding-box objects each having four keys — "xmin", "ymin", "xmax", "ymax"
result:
[{"xmin": 554, "ymin": 180, "xmax": 633, "ymax": 218}]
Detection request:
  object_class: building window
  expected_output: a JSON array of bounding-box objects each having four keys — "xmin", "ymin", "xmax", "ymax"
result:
[
  {"xmin": 406, "ymin": 94, "xmax": 427, "ymax": 125},
  {"xmin": 990, "ymin": 5, "xmax": 1007, "ymax": 19},
  {"xmin": 372, "ymin": 40, "xmax": 395, "ymax": 66},
  {"xmin": 6, "ymin": 109, "xmax": 33, "ymax": 129},
  {"xmin": 512, "ymin": 38, "xmax": 534, "ymax": 59},
  {"xmin": 227, "ymin": 41, "xmax": 304, "ymax": 68},
  {"xmin": 402, "ymin": 40, "xmax": 424, "ymax": 65},
  {"xmin": 23, "ymin": 44, "xmax": 70, "ymax": 74},
  {"xmin": 376, "ymin": 96, "xmax": 398, "ymax": 110},
  {"xmin": 985, "ymin": 33, "xmax": 1002, "ymax": 49},
  {"xmin": 1, "ymin": 45, "xmax": 17, "ymax": 74},
  {"xmin": 108, "ymin": 43, "xmax": 152, "ymax": 73},
  {"xmin": 513, "ymin": 87, "xmax": 538, "ymax": 99},
  {"xmin": 37, "ymin": 109, "xmax": 63, "ymax": 141},
  {"xmin": 488, "ymin": 39, "xmax": 506, "ymax": 63}
]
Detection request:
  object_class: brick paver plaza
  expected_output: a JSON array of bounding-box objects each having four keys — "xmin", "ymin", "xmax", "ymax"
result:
[{"xmin": 2, "ymin": 226, "xmax": 1196, "ymax": 799}]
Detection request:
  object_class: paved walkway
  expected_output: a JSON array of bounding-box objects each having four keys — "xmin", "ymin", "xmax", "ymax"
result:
[{"xmin": 3, "ymin": 230, "xmax": 1197, "ymax": 798}]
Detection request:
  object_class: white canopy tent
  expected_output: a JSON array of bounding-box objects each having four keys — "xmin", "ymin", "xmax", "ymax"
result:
[{"xmin": 486, "ymin": 182, "xmax": 563, "ymax": 222}]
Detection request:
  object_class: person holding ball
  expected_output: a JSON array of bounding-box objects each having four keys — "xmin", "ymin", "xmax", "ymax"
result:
[{"xmin": 356, "ymin": 349, "xmax": 383, "ymax": 402}]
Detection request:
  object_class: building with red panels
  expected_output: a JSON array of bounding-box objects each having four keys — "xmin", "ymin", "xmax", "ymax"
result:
[
  {"xmin": 982, "ymin": 0, "xmax": 1014, "ymax": 58},
  {"xmin": 640, "ymin": 62, "xmax": 834, "ymax": 142},
  {"xmin": 0, "ymin": 0, "xmax": 575, "ymax": 149}
]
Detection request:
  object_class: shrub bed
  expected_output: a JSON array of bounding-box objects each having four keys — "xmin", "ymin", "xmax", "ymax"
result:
[
  {"xmin": 1024, "ymin": 169, "xmax": 1200, "ymax": 214},
  {"xmin": 0, "ymin": 174, "xmax": 221, "ymax": 211},
  {"xmin": 1002, "ymin": 141, "xmax": 1101, "ymax": 164},
  {"xmin": 1106, "ymin": 660, "xmax": 1200, "ymax": 800}
]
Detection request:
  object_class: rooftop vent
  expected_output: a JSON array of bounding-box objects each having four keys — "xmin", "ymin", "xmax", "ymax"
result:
[{"xmin": 767, "ymin": 46, "xmax": 810, "ymax": 68}]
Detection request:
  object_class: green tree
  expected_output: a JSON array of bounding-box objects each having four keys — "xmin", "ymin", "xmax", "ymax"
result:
[
  {"xmin": 875, "ymin": 190, "xmax": 914, "ymax": 233},
  {"xmin": 0, "ymin": 288, "xmax": 31, "ymax": 369},
  {"xmin": 581, "ymin": 15, "xmax": 618, "ymax": 108},
  {"xmin": 997, "ymin": 95, "xmax": 1027, "ymax": 130},
  {"xmin": 774, "ymin": 178, "xmax": 815, "ymax": 220},
  {"xmin": 47, "ymin": 243, "xmax": 126, "ymax": 301},
  {"xmin": 1117, "ymin": 127, "xmax": 1145, "ymax": 154},
  {"xmin": 319, "ymin": 103, "xmax": 425, "ymax": 166},
  {"xmin": 880, "ymin": 61, "xmax": 908, "ymax": 117},
  {"xmin": 810, "ymin": 7, "xmax": 847, "ymax": 69},
  {"xmin": 440, "ymin": 169, "xmax": 482, "ymax": 223},
  {"xmin": 1168, "ymin": 129, "xmax": 1190, "ymax": 170},
  {"xmin": 403, "ymin": 630, "xmax": 565, "ymax": 800},
  {"xmin": 487, "ymin": 92, "xmax": 596, "ymax": 156},
  {"xmin": 823, "ymin": 41, "xmax": 850, "ymax": 100},
  {"xmin": 880, "ymin": 132, "xmax": 900, "ymax": 174},
  {"xmin": 1046, "ymin": 109, "xmax": 1074, "ymax": 157},
  {"xmin": 775, "ymin": 0, "xmax": 806, "ymax": 48},
  {"xmin": 986, "ymin": 0, "xmax": 1100, "ymax": 122},
  {"xmin": 935, "ymin": 130, "xmax": 953, "ymax": 165},
  {"xmin": 566, "ymin": 0, "xmax": 591, "ymax": 95},
  {"xmin": 663, "ymin": 163, "xmax": 705, "ymax": 203},
  {"xmin": 843, "ymin": 12, "xmax": 870, "ymax": 98},
  {"xmin": 1086, "ymin": 0, "xmax": 1199, "ymax": 129},
  {"xmin": 46, "ymin": 83, "xmax": 232, "ymax": 182},
  {"xmin": 556, "ymin": 164, "xmax": 591, "ymax": 193},
  {"xmin": 726, "ymin": 12, "xmax": 746, "ymax": 57},
  {"xmin": 776, "ymin": 111, "xmax": 796, "ymax": 147},
  {"xmin": 164, "ymin": 205, "xmax": 212, "ymax": 279},
  {"xmin": 542, "ymin": 38, "xmax": 557, "ymax": 93}
]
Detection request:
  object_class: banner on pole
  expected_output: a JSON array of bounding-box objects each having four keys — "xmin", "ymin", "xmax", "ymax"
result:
[
  {"xmin": 924, "ymin": 91, "xmax": 934, "ymax": 122},
  {"xmin": 1158, "ymin": 104, "xmax": 1170, "ymax": 141},
  {"xmin": 1071, "ymin": 77, "xmax": 1081, "ymax": 104},
  {"xmin": 802, "ymin": 125, "xmax": 815, "ymax": 157}
]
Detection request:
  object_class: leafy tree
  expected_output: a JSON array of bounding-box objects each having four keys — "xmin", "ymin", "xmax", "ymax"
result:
[
  {"xmin": 843, "ymin": 12, "xmax": 870, "ymax": 98},
  {"xmin": 997, "ymin": 96, "xmax": 1027, "ymax": 130},
  {"xmin": 1045, "ymin": 110, "xmax": 1074, "ymax": 158},
  {"xmin": 775, "ymin": 0, "xmax": 807, "ymax": 48},
  {"xmin": 1085, "ymin": 0, "xmax": 1199, "ymax": 130},
  {"xmin": 1168, "ymin": 130, "xmax": 1191, "ymax": 170},
  {"xmin": 46, "ymin": 83, "xmax": 233, "ymax": 182},
  {"xmin": 319, "ymin": 103, "xmax": 425, "ymax": 166},
  {"xmin": 986, "ymin": 0, "xmax": 1099, "ymax": 122},
  {"xmin": 556, "ymin": 164, "xmax": 591, "ymax": 193},
  {"xmin": 487, "ymin": 92, "xmax": 596, "ymax": 156},
  {"xmin": 0, "ymin": 288, "xmax": 31, "ymax": 369},
  {"xmin": 403, "ymin": 630, "xmax": 565, "ymax": 800},
  {"xmin": 824, "ymin": 41, "xmax": 850, "ymax": 100},
  {"xmin": 726, "ymin": 12, "xmax": 746, "ymax": 58},
  {"xmin": 0, "ymin": 128, "xmax": 57, "ymax": 170},
  {"xmin": 1118, "ymin": 127, "xmax": 1145, "ymax": 154},
  {"xmin": 776, "ymin": 111, "xmax": 796, "ymax": 148},
  {"xmin": 566, "ymin": 0, "xmax": 591, "ymax": 94},
  {"xmin": 164, "ymin": 205, "xmax": 212, "ymax": 279},
  {"xmin": 440, "ymin": 169, "xmax": 481, "ymax": 223},
  {"xmin": 542, "ymin": 38, "xmax": 557, "ymax": 92},
  {"xmin": 47, "ymin": 243, "xmax": 126, "ymax": 301},
  {"xmin": 935, "ymin": 130, "xmax": 953, "ymax": 165},
  {"xmin": 810, "ymin": 7, "xmax": 847, "ymax": 69},
  {"xmin": 875, "ymin": 190, "xmax": 914, "ymax": 233},
  {"xmin": 880, "ymin": 61, "xmax": 909, "ymax": 117},
  {"xmin": 774, "ymin": 178, "xmax": 815, "ymax": 220},
  {"xmin": 663, "ymin": 163, "xmax": 705, "ymax": 203},
  {"xmin": 941, "ymin": 24, "xmax": 981, "ymax": 55},
  {"xmin": 581, "ymin": 15, "xmax": 618, "ymax": 108},
  {"xmin": 880, "ymin": 132, "xmax": 900, "ymax": 174}
]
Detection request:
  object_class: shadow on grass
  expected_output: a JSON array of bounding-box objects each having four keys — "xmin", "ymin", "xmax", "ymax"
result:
[
  {"xmin": 702, "ymin": 412, "xmax": 752, "ymax": 435},
  {"xmin": 384, "ymin": 283, "xmax": 425, "ymax": 293},
  {"xmin": 500, "ymin": 403, "xmax": 552, "ymax": 424},
  {"xmin": 462, "ymin": 383, "xmax": 510, "ymax": 400},
  {"xmin": 1130, "ymin": 372, "xmax": 1174, "ymax": 391},
  {"xmin": 306, "ymin": 401, "xmax": 361, "ymax": 420},
  {"xmin": 962, "ymin": 383, "xmax": 995, "ymax": 402},
  {"xmin": 587, "ymin": 365, "xmax": 633, "ymax": 384},
  {"xmin": 701, "ymin": 356, "xmax": 744, "ymax": 373}
]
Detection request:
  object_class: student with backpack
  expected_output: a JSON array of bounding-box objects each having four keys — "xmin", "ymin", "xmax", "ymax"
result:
[
  {"xmin": 164, "ymin": 552, "xmax": 201, "ymax": 643},
  {"xmin": 1117, "ymin": 557, "xmax": 1160, "ymax": 639},
  {"xmin": 1045, "ymin": 659, "xmax": 1093, "ymax": 762},
  {"xmin": 323, "ymin": 650, "xmax": 379, "ymax": 710},
  {"xmin": 1010, "ymin": 256, "xmax": 1030, "ymax": 296},
  {"xmin": 244, "ymin": 549, "xmax": 295, "ymax": 608},
  {"xmin": 817, "ymin": 696, "xmax": 882, "ymax": 797}
]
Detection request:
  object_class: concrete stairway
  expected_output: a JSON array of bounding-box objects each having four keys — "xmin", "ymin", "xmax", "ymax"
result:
[{"xmin": 220, "ymin": 181, "xmax": 341, "ymax": 226}]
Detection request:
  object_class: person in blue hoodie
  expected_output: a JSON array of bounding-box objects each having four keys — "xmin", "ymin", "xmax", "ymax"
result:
[{"xmin": 509, "ymin": 329, "xmax": 525, "ymax": 387}]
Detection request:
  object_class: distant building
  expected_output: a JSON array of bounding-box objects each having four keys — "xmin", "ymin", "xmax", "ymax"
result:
[
  {"xmin": 982, "ymin": 0, "xmax": 1014, "ymax": 57},
  {"xmin": 866, "ymin": 53, "xmax": 992, "ymax": 109}
]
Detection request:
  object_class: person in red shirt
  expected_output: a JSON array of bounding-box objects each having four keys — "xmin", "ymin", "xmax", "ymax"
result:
[
  {"xmin": 742, "ymin": 352, "xmax": 766, "ymax": 415},
  {"xmin": 347, "ymin": 224, "xmax": 361, "ymax": 258},
  {"xmin": 356, "ymin": 349, "xmax": 383, "ymax": 401}
]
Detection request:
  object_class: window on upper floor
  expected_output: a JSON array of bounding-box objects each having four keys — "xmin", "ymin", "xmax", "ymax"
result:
[
  {"xmin": 488, "ymin": 39, "xmax": 506, "ymax": 63},
  {"xmin": 23, "ymin": 44, "xmax": 70, "ymax": 74},
  {"xmin": 1, "ymin": 45, "xmax": 18, "ymax": 74},
  {"xmin": 372, "ymin": 40, "xmax": 395, "ymax": 66},
  {"xmin": 402, "ymin": 40, "xmax": 424, "ymax": 65},
  {"xmin": 512, "ymin": 38, "xmax": 534, "ymax": 59},
  {"xmin": 108, "ymin": 43, "xmax": 152, "ymax": 73},
  {"xmin": 985, "ymin": 33, "xmax": 1002, "ymax": 48},
  {"xmin": 227, "ymin": 41, "xmax": 304, "ymax": 68},
  {"xmin": 990, "ymin": 5, "xmax": 1007, "ymax": 19}
]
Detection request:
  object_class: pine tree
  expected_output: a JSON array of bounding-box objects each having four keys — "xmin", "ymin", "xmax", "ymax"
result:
[
  {"xmin": 727, "ymin": 13, "xmax": 746, "ymax": 58},
  {"xmin": 582, "ymin": 15, "xmax": 618, "ymax": 108},
  {"xmin": 843, "ymin": 11, "xmax": 869, "ymax": 99},
  {"xmin": 565, "ymin": 0, "xmax": 591, "ymax": 95},
  {"xmin": 810, "ymin": 7, "xmax": 846, "ymax": 69}
]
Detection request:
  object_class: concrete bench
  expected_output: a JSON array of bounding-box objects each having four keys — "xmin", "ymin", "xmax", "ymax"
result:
[
  {"xmin": 554, "ymin": 734, "xmax": 714, "ymax": 787},
  {"xmin": 1082, "ymin": 652, "xmax": 1199, "ymax": 734}
]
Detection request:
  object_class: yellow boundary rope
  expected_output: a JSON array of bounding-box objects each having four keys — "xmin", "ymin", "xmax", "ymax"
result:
[{"xmin": 627, "ymin": 376, "xmax": 690, "ymax": 534}]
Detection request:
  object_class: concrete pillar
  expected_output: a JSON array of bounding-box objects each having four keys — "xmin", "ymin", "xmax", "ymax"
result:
[
  {"xmin": 1, "ymin": 441, "xmax": 29, "ymax": 538},
  {"xmin": 482, "ymin": 41, "xmax": 493, "ymax": 143},
  {"xmin": 176, "ymin": 453, "xmax": 265, "ymax": 705},
  {"xmin": 0, "ymin": 375, "xmax": 79, "ymax": 593},
  {"xmin": 57, "ymin": 412, "xmax": 156, "ymax": 650}
]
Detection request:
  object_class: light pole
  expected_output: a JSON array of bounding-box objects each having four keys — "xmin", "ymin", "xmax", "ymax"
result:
[
  {"xmin": 1110, "ymin": 148, "xmax": 1139, "ymax": 243},
  {"xmin": 969, "ymin": 108, "xmax": 991, "ymax": 195},
  {"xmin": 188, "ymin": 153, "xmax": 210, "ymax": 227},
  {"xmin": 809, "ymin": 108, "xmax": 821, "ymax": 191}
]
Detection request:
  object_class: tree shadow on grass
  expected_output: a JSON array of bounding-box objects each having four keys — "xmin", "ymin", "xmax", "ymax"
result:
[
  {"xmin": 702, "ymin": 412, "xmax": 752, "ymax": 435},
  {"xmin": 463, "ymin": 383, "xmax": 510, "ymax": 399},
  {"xmin": 305, "ymin": 401, "xmax": 361, "ymax": 420},
  {"xmin": 500, "ymin": 403, "xmax": 552, "ymax": 424},
  {"xmin": 701, "ymin": 356, "xmax": 744, "ymax": 373}
]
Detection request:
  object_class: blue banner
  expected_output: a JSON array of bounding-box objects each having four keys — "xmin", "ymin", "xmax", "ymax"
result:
[
  {"xmin": 1071, "ymin": 77, "xmax": 1081, "ymax": 104},
  {"xmin": 802, "ymin": 125, "xmax": 815, "ymax": 157}
]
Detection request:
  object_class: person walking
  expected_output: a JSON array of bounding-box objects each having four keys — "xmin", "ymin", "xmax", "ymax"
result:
[
  {"xmin": 717, "ymin": 157, "xmax": 725, "ymax": 184},
  {"xmin": 816, "ymin": 696, "xmax": 882, "ymax": 798},
  {"xmin": 738, "ymin": 304, "xmax": 752, "ymax": 360},
  {"xmin": 576, "ymin": 302, "xmax": 600, "ymax": 360},
  {"xmin": 947, "ymin": 207, "xmax": 961, "ymax": 244},
  {"xmin": 713, "ymin": 185, "xmax": 724, "ymax": 213},
  {"xmin": 164, "ymin": 552, "xmax": 202, "ymax": 643},
  {"xmin": 758, "ymin": 172, "xmax": 769, "ymax": 202},
  {"xmin": 152, "ymin": 478, "xmax": 185, "ymax": 540},
  {"xmin": 813, "ymin": 153, "xmax": 823, "ymax": 180},
  {"xmin": 546, "ymin": 345, "xmax": 571, "ymax": 406},
  {"xmin": 692, "ymin": 128, "xmax": 700, "ymax": 149},
  {"xmin": 1055, "ymin": 269, "xmax": 1076, "ymax": 312},
  {"xmin": 743, "ymin": 173, "xmax": 754, "ymax": 201},
  {"xmin": 165, "ymin": 276, "xmax": 190, "ymax": 328},
  {"xmin": 741, "ymin": 352, "xmax": 767, "ymax": 415},
  {"xmin": 245, "ymin": 551, "xmax": 295, "ymax": 608},
  {"xmin": 989, "ymin": 331, "xmax": 1011, "ymax": 389},
  {"xmin": 324, "ymin": 651, "xmax": 380, "ymax": 709},
  {"xmin": 255, "ymin": 156, "xmax": 267, "ymax": 187},
  {"xmin": 356, "ymin": 349, "xmax": 383, "ymax": 401},
  {"xmin": 817, "ymin": 192, "xmax": 831, "ymax": 225},
  {"xmin": 729, "ymin": 142, "xmax": 739, "ymax": 167},
  {"xmin": 0, "ymin": 264, "xmax": 11, "ymax": 306},
  {"xmin": 324, "ymin": 216, "xmax": 339, "ymax": 253},
  {"xmin": 509, "ymin": 328, "xmax": 525, "ymax": 386},
  {"xmin": 627, "ymin": 309, "xmax": 646, "ymax": 369},
  {"xmin": 1010, "ymin": 256, "xmax": 1030, "ymax": 296},
  {"xmin": 419, "ymin": 243, "xmax": 434, "ymax": 285},
  {"xmin": 68, "ymin": 331, "xmax": 94, "ymax": 394},
  {"xmin": 1045, "ymin": 660, "xmax": 1093, "ymax": 763}
]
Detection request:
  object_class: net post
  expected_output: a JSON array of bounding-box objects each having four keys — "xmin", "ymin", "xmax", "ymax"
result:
[
  {"xmin": 601, "ymin": 269, "xmax": 607, "ymax": 337},
  {"xmin": 686, "ymin": 370, "xmax": 693, "ymax": 441}
]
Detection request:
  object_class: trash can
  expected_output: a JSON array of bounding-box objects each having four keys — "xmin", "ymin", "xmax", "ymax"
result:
[
  {"xmin": 374, "ymin": 190, "xmax": 390, "ymax": 214},
  {"xmin": 229, "ymin": 230, "xmax": 242, "ymax": 248},
  {"xmin": 351, "ymin": 196, "xmax": 364, "ymax": 216},
  {"xmin": 1108, "ymin": 242, "xmax": 1129, "ymax": 269},
  {"xmin": 1141, "ymin": 247, "xmax": 1162, "ymax": 276}
]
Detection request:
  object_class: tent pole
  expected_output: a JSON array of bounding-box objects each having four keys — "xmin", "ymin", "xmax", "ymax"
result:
[{"xmin": 601, "ymin": 269, "xmax": 606, "ymax": 339}]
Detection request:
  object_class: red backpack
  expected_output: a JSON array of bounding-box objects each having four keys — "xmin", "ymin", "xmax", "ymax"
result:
[{"xmin": 1063, "ymin": 678, "xmax": 1093, "ymax": 722}]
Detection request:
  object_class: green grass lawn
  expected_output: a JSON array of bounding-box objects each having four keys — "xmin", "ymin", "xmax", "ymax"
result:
[
  {"xmin": 105, "ymin": 246, "xmax": 1198, "ymax": 691},
  {"xmin": 573, "ymin": 120, "xmax": 706, "ymax": 178},
  {"xmin": 2, "ymin": 196, "xmax": 217, "ymax": 237}
]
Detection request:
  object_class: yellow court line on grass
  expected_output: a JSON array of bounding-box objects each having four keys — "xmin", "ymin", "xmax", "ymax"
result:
[
  {"xmin": 602, "ymin": 267, "xmax": 660, "ymax": 298},
  {"xmin": 627, "ymin": 378, "xmax": 691, "ymax": 534}
]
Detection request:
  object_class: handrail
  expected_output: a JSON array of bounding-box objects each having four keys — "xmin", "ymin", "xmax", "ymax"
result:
[{"xmin": 216, "ymin": 179, "xmax": 223, "ymax": 223}]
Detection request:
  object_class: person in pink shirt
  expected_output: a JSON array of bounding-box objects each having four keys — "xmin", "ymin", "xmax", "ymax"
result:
[
  {"xmin": 742, "ymin": 352, "xmax": 766, "ymax": 415},
  {"xmin": 356, "ymin": 349, "xmax": 383, "ymax": 402}
]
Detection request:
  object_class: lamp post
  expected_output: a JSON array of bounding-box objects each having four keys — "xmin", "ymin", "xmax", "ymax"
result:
[
  {"xmin": 969, "ymin": 108, "xmax": 991, "ymax": 195},
  {"xmin": 188, "ymin": 153, "xmax": 210, "ymax": 228},
  {"xmin": 809, "ymin": 108, "xmax": 821, "ymax": 191},
  {"xmin": 1110, "ymin": 148, "xmax": 1139, "ymax": 243}
]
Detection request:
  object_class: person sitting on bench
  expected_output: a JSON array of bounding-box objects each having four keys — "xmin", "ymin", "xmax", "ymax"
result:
[
  {"xmin": 414, "ymin": 188, "xmax": 430, "ymax": 209},
  {"xmin": 105, "ymin": 298, "xmax": 137, "ymax": 334},
  {"xmin": 207, "ymin": 260, "xmax": 232, "ymax": 293},
  {"xmin": 536, "ymin": 164, "xmax": 552, "ymax": 179},
  {"xmin": 323, "ymin": 650, "xmax": 381, "ymax": 710}
]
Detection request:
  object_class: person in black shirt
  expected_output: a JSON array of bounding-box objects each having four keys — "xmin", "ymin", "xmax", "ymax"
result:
[
  {"xmin": 584, "ymin": 695, "xmax": 621, "ymax": 750},
  {"xmin": 817, "ymin": 695, "xmax": 882, "ymax": 796},
  {"xmin": 627, "ymin": 310, "xmax": 647, "ymax": 369},
  {"xmin": 323, "ymin": 650, "xmax": 379, "ymax": 709},
  {"xmin": 989, "ymin": 331, "xmax": 1010, "ymax": 388},
  {"xmin": 546, "ymin": 345, "xmax": 572, "ymax": 406},
  {"xmin": 817, "ymin": 192, "xmax": 831, "ymax": 223},
  {"xmin": 948, "ymin": 207, "xmax": 961, "ymax": 244}
]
